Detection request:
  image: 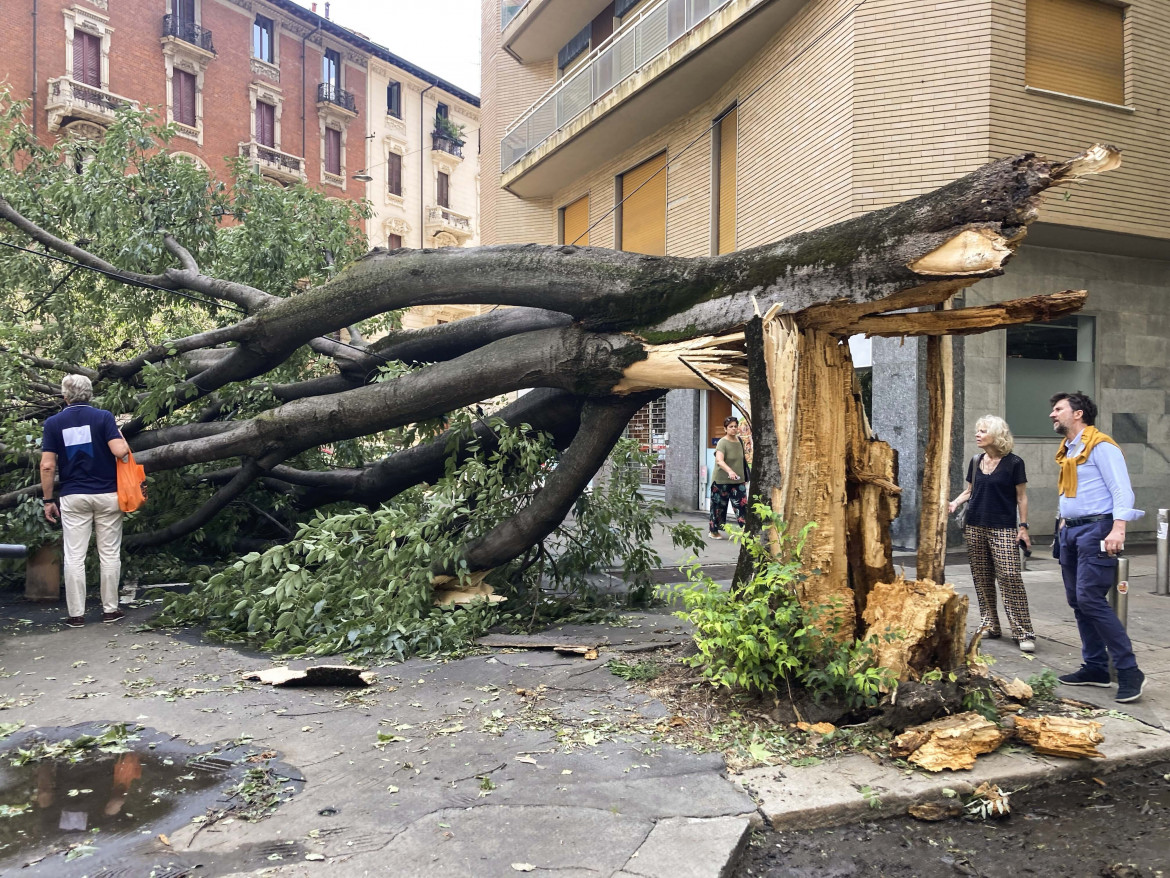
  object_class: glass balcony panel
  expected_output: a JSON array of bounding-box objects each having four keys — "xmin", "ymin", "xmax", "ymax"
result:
[
  {"xmin": 501, "ymin": 2, "xmax": 527, "ymax": 30},
  {"xmin": 637, "ymin": 4, "xmax": 670, "ymax": 69},
  {"xmin": 557, "ymin": 67, "xmax": 593, "ymax": 125},
  {"xmin": 501, "ymin": 0, "xmax": 736, "ymax": 172}
]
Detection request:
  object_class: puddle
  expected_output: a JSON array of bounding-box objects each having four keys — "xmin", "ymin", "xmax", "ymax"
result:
[{"xmin": 0, "ymin": 722, "xmax": 303, "ymax": 876}]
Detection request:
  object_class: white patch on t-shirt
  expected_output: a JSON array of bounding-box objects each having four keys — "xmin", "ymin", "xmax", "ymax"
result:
[{"xmin": 62, "ymin": 425, "xmax": 93, "ymax": 447}]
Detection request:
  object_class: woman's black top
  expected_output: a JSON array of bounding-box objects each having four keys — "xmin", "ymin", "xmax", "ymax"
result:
[{"xmin": 965, "ymin": 452, "xmax": 1026, "ymax": 529}]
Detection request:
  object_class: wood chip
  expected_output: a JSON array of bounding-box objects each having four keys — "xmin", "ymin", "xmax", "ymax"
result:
[
  {"xmin": 892, "ymin": 711, "xmax": 1011, "ymax": 771},
  {"xmin": 993, "ymin": 675, "xmax": 1033, "ymax": 702},
  {"xmin": 1014, "ymin": 715, "xmax": 1105, "ymax": 759},
  {"xmin": 908, "ymin": 801, "xmax": 963, "ymax": 822}
]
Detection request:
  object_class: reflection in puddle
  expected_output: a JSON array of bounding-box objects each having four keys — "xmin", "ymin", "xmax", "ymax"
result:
[
  {"xmin": 0, "ymin": 724, "xmax": 303, "ymax": 875},
  {"xmin": 0, "ymin": 748, "xmax": 220, "ymax": 868}
]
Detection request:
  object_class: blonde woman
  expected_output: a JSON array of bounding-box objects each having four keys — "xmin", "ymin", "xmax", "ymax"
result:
[{"xmin": 948, "ymin": 415, "xmax": 1036, "ymax": 652}]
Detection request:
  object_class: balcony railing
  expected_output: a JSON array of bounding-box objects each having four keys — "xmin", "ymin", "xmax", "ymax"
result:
[
  {"xmin": 162, "ymin": 14, "xmax": 216, "ymax": 53},
  {"xmin": 502, "ymin": 0, "xmax": 733, "ymax": 172},
  {"xmin": 501, "ymin": 1, "xmax": 528, "ymax": 29},
  {"xmin": 46, "ymin": 76, "xmax": 136, "ymax": 131},
  {"xmin": 432, "ymin": 132, "xmax": 465, "ymax": 158},
  {"xmin": 239, "ymin": 141, "xmax": 306, "ymax": 183},
  {"xmin": 316, "ymin": 82, "xmax": 357, "ymax": 114},
  {"xmin": 428, "ymin": 206, "xmax": 473, "ymax": 232}
]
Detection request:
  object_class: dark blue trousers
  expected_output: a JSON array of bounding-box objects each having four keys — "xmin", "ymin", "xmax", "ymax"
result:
[{"xmin": 1057, "ymin": 518, "xmax": 1137, "ymax": 672}]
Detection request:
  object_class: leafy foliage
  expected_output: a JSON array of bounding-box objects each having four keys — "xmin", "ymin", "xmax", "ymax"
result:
[
  {"xmin": 672, "ymin": 503, "xmax": 892, "ymax": 709},
  {"xmin": 150, "ymin": 421, "xmax": 701, "ymax": 659},
  {"xmin": 0, "ymin": 93, "xmax": 373, "ymax": 563}
]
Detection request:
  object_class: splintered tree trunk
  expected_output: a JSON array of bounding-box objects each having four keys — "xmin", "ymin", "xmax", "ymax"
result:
[{"xmin": 917, "ymin": 307, "xmax": 955, "ymax": 583}]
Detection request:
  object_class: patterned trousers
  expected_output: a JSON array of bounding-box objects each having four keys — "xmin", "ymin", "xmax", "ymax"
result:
[
  {"xmin": 709, "ymin": 482, "xmax": 747, "ymax": 534},
  {"xmin": 963, "ymin": 524, "xmax": 1035, "ymax": 641}
]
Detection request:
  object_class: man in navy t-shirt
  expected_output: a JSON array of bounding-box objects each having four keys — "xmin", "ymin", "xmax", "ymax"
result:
[{"xmin": 39, "ymin": 375, "xmax": 131, "ymax": 627}]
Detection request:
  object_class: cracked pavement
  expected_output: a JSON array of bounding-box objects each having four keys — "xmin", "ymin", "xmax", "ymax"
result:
[{"xmin": 0, "ymin": 603, "xmax": 754, "ymax": 877}]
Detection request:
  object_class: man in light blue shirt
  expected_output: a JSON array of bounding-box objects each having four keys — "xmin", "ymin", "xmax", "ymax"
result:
[{"xmin": 1050, "ymin": 391, "xmax": 1145, "ymax": 703}]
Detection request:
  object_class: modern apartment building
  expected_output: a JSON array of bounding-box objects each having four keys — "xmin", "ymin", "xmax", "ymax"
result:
[{"xmin": 481, "ymin": 0, "xmax": 1170, "ymax": 541}]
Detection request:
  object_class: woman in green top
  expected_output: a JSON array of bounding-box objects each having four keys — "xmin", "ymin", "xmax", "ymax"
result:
[{"xmin": 709, "ymin": 416, "xmax": 748, "ymax": 539}]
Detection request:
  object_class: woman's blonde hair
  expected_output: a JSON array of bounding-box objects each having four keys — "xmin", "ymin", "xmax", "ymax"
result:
[{"xmin": 975, "ymin": 415, "xmax": 1014, "ymax": 456}]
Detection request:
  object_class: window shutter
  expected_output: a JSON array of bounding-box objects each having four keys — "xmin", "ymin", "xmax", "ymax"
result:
[
  {"xmin": 1026, "ymin": 0, "xmax": 1124, "ymax": 105},
  {"xmin": 388, "ymin": 234, "xmax": 402, "ymax": 249},
  {"xmin": 257, "ymin": 102, "xmax": 274, "ymax": 147},
  {"xmin": 325, "ymin": 128, "xmax": 341, "ymax": 175},
  {"xmin": 175, "ymin": 70, "xmax": 197, "ymax": 127},
  {"xmin": 387, "ymin": 152, "xmax": 402, "ymax": 195},
  {"xmin": 620, "ymin": 153, "xmax": 666, "ymax": 256},
  {"xmin": 558, "ymin": 24, "xmax": 590, "ymax": 71},
  {"xmin": 76, "ymin": 32, "xmax": 101, "ymax": 87},
  {"xmin": 437, "ymin": 172, "xmax": 449, "ymax": 208},
  {"xmin": 562, "ymin": 194, "xmax": 590, "ymax": 246},
  {"xmin": 717, "ymin": 106, "xmax": 737, "ymax": 255}
]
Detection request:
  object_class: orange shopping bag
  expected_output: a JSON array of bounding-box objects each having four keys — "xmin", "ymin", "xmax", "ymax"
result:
[{"xmin": 116, "ymin": 451, "xmax": 147, "ymax": 513}]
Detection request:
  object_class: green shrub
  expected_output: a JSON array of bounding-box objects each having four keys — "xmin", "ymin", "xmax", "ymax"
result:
[{"xmin": 672, "ymin": 504, "xmax": 892, "ymax": 710}]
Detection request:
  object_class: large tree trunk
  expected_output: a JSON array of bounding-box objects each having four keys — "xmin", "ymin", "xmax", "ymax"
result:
[{"xmin": 1, "ymin": 146, "xmax": 1120, "ymax": 656}]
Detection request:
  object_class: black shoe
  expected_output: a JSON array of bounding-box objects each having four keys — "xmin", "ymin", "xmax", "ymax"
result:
[
  {"xmin": 1115, "ymin": 668, "xmax": 1146, "ymax": 703},
  {"xmin": 102, "ymin": 610, "xmax": 126, "ymax": 624},
  {"xmin": 1058, "ymin": 665, "xmax": 1111, "ymax": 687},
  {"xmin": 64, "ymin": 616, "xmax": 85, "ymax": 628}
]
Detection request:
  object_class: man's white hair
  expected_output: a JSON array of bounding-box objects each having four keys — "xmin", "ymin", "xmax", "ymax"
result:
[{"xmin": 61, "ymin": 374, "xmax": 94, "ymax": 404}]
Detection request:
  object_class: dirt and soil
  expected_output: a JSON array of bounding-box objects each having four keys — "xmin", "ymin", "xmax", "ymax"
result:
[{"xmin": 736, "ymin": 760, "xmax": 1170, "ymax": 878}]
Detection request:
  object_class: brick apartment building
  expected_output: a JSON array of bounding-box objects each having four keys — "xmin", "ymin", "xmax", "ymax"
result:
[
  {"xmin": 481, "ymin": 0, "xmax": 1170, "ymax": 543},
  {"xmin": 2, "ymin": 0, "xmax": 483, "ymax": 327}
]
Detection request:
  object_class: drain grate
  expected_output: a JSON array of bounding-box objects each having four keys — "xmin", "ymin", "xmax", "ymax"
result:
[
  {"xmin": 92, "ymin": 865, "xmax": 192, "ymax": 878},
  {"xmin": 187, "ymin": 755, "xmax": 236, "ymax": 773}
]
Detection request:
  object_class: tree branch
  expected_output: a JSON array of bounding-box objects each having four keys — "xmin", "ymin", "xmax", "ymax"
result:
[{"xmin": 123, "ymin": 459, "xmax": 263, "ymax": 548}]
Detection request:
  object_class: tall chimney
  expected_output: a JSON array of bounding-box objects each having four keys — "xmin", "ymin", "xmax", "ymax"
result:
[
  {"xmin": 325, "ymin": 2, "xmax": 331, "ymax": 18},
  {"xmin": 311, "ymin": 2, "xmax": 317, "ymax": 11}
]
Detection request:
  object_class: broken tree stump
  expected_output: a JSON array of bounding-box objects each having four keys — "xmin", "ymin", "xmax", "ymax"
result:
[
  {"xmin": 892, "ymin": 711, "xmax": 1012, "ymax": 771},
  {"xmin": 861, "ymin": 577, "xmax": 968, "ymax": 680},
  {"xmin": 1014, "ymin": 715, "xmax": 1105, "ymax": 759}
]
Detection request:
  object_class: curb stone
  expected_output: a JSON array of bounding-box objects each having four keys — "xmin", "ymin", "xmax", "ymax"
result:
[
  {"xmin": 614, "ymin": 815, "xmax": 752, "ymax": 878},
  {"xmin": 739, "ymin": 715, "xmax": 1170, "ymax": 830}
]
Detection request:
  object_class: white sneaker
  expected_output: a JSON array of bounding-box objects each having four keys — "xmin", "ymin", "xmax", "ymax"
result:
[{"xmin": 1018, "ymin": 640, "xmax": 1035, "ymax": 653}]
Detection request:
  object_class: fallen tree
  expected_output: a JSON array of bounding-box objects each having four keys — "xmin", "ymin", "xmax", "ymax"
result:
[{"xmin": 0, "ymin": 101, "xmax": 1120, "ymax": 665}]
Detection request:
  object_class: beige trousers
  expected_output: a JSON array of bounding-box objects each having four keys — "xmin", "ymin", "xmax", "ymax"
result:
[{"xmin": 60, "ymin": 492, "xmax": 123, "ymax": 616}]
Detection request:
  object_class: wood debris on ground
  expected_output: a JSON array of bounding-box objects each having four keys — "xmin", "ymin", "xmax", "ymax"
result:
[
  {"xmin": 479, "ymin": 634, "xmax": 601, "ymax": 660},
  {"xmin": 908, "ymin": 800, "xmax": 964, "ymax": 822},
  {"xmin": 891, "ymin": 711, "xmax": 1012, "ymax": 771},
  {"xmin": 1013, "ymin": 714, "xmax": 1105, "ymax": 759},
  {"xmin": 992, "ymin": 675, "xmax": 1034, "ymax": 702},
  {"xmin": 243, "ymin": 665, "xmax": 376, "ymax": 687}
]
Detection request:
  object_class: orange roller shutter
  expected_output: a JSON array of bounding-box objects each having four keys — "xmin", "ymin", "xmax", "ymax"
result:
[
  {"xmin": 1026, "ymin": 0, "xmax": 1124, "ymax": 105},
  {"xmin": 563, "ymin": 195, "xmax": 590, "ymax": 246},
  {"xmin": 620, "ymin": 153, "xmax": 667, "ymax": 256},
  {"xmin": 718, "ymin": 106, "xmax": 737, "ymax": 255}
]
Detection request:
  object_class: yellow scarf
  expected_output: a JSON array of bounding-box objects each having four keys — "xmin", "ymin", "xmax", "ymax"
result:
[{"xmin": 1055, "ymin": 426, "xmax": 1119, "ymax": 498}]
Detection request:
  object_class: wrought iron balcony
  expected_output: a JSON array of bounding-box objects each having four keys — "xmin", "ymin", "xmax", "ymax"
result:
[
  {"xmin": 162, "ymin": 14, "xmax": 216, "ymax": 53},
  {"xmin": 239, "ymin": 141, "xmax": 306, "ymax": 184},
  {"xmin": 502, "ymin": 0, "xmax": 734, "ymax": 172},
  {"xmin": 316, "ymin": 82, "xmax": 357, "ymax": 114},
  {"xmin": 46, "ymin": 76, "xmax": 137, "ymax": 132},
  {"xmin": 431, "ymin": 132, "xmax": 464, "ymax": 159}
]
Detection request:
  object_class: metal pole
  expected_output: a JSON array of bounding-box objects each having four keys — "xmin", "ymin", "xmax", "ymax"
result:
[
  {"xmin": 1109, "ymin": 554, "xmax": 1130, "ymax": 630},
  {"xmin": 1155, "ymin": 508, "xmax": 1169, "ymax": 596}
]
